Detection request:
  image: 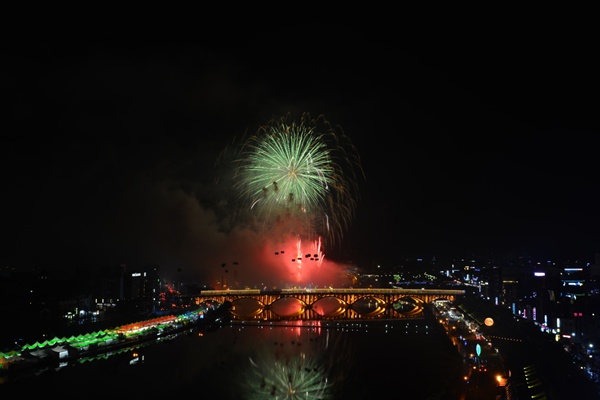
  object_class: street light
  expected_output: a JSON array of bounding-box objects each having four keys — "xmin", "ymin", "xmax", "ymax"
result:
[{"xmin": 496, "ymin": 374, "xmax": 507, "ymax": 386}]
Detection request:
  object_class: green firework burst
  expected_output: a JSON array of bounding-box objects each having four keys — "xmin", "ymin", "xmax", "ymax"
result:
[{"xmin": 232, "ymin": 113, "xmax": 363, "ymax": 248}]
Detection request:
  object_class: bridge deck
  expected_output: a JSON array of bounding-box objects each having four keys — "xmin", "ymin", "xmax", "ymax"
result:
[{"xmin": 194, "ymin": 287, "xmax": 465, "ymax": 321}]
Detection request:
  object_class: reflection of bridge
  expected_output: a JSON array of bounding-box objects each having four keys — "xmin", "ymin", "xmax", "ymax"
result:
[{"xmin": 193, "ymin": 288, "xmax": 465, "ymax": 321}]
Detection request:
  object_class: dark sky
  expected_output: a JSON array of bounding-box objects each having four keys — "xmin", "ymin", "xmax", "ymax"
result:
[{"xmin": 2, "ymin": 14, "xmax": 599, "ymax": 283}]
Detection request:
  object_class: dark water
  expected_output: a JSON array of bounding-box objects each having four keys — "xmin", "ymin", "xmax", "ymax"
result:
[{"xmin": 1, "ymin": 318, "xmax": 464, "ymax": 399}]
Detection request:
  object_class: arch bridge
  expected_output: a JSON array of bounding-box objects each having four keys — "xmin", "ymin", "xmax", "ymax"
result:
[{"xmin": 193, "ymin": 287, "xmax": 465, "ymax": 321}]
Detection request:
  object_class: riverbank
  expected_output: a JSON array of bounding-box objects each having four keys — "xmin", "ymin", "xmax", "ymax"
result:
[{"xmin": 0, "ymin": 309, "xmax": 203, "ymax": 378}]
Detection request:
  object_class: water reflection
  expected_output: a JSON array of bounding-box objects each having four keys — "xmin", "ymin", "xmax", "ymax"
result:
[{"xmin": 234, "ymin": 322, "xmax": 353, "ymax": 399}]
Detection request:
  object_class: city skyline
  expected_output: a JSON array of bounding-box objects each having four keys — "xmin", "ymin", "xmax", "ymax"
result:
[{"xmin": 2, "ymin": 16, "xmax": 599, "ymax": 283}]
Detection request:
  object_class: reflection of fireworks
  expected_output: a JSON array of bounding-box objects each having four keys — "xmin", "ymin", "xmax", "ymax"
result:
[
  {"xmin": 246, "ymin": 352, "xmax": 333, "ymax": 399},
  {"xmin": 232, "ymin": 113, "xmax": 363, "ymax": 249},
  {"xmin": 239, "ymin": 326, "xmax": 352, "ymax": 400}
]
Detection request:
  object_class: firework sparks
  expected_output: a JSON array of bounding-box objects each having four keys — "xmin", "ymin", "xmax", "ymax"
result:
[{"xmin": 232, "ymin": 113, "xmax": 363, "ymax": 250}]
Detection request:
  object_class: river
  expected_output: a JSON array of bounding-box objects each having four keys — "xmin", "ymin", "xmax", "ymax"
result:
[{"xmin": 0, "ymin": 315, "xmax": 465, "ymax": 399}]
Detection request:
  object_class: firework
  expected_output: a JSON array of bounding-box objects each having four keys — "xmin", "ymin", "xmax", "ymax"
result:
[{"xmin": 231, "ymin": 113, "xmax": 363, "ymax": 250}]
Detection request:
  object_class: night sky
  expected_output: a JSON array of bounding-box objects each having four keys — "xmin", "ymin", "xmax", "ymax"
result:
[{"xmin": 2, "ymin": 14, "xmax": 599, "ymax": 283}]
